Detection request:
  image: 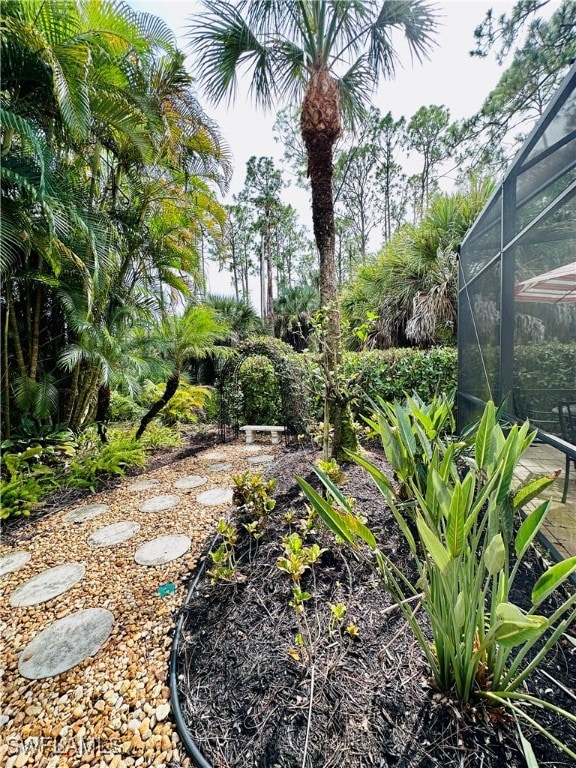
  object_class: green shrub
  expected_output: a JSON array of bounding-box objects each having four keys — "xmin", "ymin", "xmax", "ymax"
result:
[
  {"xmin": 138, "ymin": 423, "xmax": 182, "ymax": 450},
  {"xmin": 66, "ymin": 438, "xmax": 146, "ymax": 490},
  {"xmin": 0, "ymin": 446, "xmax": 58, "ymax": 519},
  {"xmin": 1, "ymin": 417, "xmax": 76, "ymax": 458},
  {"xmin": 303, "ymin": 347, "xmax": 457, "ymax": 422},
  {"xmin": 238, "ymin": 355, "xmax": 282, "ymax": 425},
  {"xmin": 232, "ymin": 470, "xmax": 277, "ymax": 528},
  {"xmin": 108, "ymin": 391, "xmax": 144, "ymax": 422},
  {"xmin": 139, "ymin": 380, "xmax": 212, "ymax": 425}
]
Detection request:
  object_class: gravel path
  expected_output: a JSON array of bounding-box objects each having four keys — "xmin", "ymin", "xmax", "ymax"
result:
[{"xmin": 0, "ymin": 441, "xmax": 283, "ymax": 768}]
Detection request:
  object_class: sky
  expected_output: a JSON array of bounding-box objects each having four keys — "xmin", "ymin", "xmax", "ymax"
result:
[{"xmin": 129, "ymin": 0, "xmax": 554, "ymax": 300}]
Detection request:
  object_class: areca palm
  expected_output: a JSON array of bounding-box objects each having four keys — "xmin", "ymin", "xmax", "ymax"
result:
[
  {"xmin": 188, "ymin": 0, "xmax": 438, "ymax": 456},
  {"xmin": 1, "ymin": 1, "xmax": 231, "ymax": 440}
]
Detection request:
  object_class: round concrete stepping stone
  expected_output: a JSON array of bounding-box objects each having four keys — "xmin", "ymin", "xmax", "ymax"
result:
[
  {"xmin": 173, "ymin": 475, "xmax": 208, "ymax": 490},
  {"xmin": 207, "ymin": 462, "xmax": 233, "ymax": 472},
  {"xmin": 138, "ymin": 494, "xmax": 180, "ymax": 513},
  {"xmin": 87, "ymin": 521, "xmax": 141, "ymax": 548},
  {"xmin": 127, "ymin": 479, "xmax": 160, "ymax": 492},
  {"xmin": 10, "ymin": 563, "xmax": 85, "ymax": 607},
  {"xmin": 248, "ymin": 454, "xmax": 275, "ymax": 464},
  {"xmin": 242, "ymin": 444, "xmax": 263, "ymax": 453},
  {"xmin": 63, "ymin": 503, "xmax": 108, "ymax": 524},
  {"xmin": 134, "ymin": 535, "xmax": 191, "ymax": 566},
  {"xmin": 203, "ymin": 450, "xmax": 227, "ymax": 460},
  {"xmin": 0, "ymin": 550, "xmax": 31, "ymax": 577},
  {"xmin": 196, "ymin": 488, "xmax": 233, "ymax": 506},
  {"xmin": 18, "ymin": 608, "xmax": 114, "ymax": 680}
]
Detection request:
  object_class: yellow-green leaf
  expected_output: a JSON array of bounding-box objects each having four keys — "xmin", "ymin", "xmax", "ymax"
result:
[
  {"xmin": 532, "ymin": 556, "xmax": 576, "ymax": 606},
  {"xmin": 416, "ymin": 514, "xmax": 451, "ymax": 572},
  {"xmin": 484, "ymin": 533, "xmax": 506, "ymax": 576}
]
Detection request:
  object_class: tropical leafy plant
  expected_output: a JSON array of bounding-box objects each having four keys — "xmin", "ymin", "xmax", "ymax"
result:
[
  {"xmin": 0, "ymin": 446, "xmax": 58, "ymax": 519},
  {"xmin": 139, "ymin": 381, "xmax": 212, "ymax": 426},
  {"xmin": 66, "ymin": 438, "xmax": 146, "ymax": 490},
  {"xmin": 232, "ymin": 471, "xmax": 277, "ymax": 529},
  {"xmin": 362, "ymin": 391, "xmax": 456, "ymax": 498},
  {"xmin": 298, "ymin": 400, "xmax": 576, "ymax": 761}
]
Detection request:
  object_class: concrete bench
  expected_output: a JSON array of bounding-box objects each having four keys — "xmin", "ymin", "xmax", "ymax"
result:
[{"xmin": 239, "ymin": 425, "xmax": 285, "ymax": 445}]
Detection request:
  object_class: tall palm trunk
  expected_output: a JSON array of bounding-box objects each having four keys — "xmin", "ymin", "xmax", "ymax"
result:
[
  {"xmin": 135, "ymin": 372, "xmax": 180, "ymax": 440},
  {"xmin": 71, "ymin": 367, "xmax": 100, "ymax": 430},
  {"xmin": 265, "ymin": 216, "xmax": 274, "ymax": 330},
  {"xmin": 29, "ymin": 256, "xmax": 44, "ymax": 380},
  {"xmin": 64, "ymin": 361, "xmax": 81, "ymax": 425},
  {"xmin": 301, "ymin": 67, "xmax": 357, "ymax": 460},
  {"xmin": 6, "ymin": 285, "xmax": 26, "ymax": 378},
  {"xmin": 95, "ymin": 383, "xmax": 111, "ymax": 443},
  {"xmin": 2, "ymin": 302, "xmax": 11, "ymax": 437}
]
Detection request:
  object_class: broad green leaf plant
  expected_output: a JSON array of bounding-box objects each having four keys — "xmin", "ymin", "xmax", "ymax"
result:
[{"xmin": 297, "ymin": 399, "xmax": 576, "ymax": 762}]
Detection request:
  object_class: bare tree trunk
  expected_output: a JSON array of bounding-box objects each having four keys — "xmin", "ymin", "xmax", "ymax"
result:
[
  {"xmin": 259, "ymin": 239, "xmax": 266, "ymax": 320},
  {"xmin": 266, "ymin": 218, "xmax": 274, "ymax": 331}
]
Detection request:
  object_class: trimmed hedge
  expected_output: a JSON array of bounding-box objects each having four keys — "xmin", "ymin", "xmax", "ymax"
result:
[{"xmin": 303, "ymin": 347, "xmax": 457, "ymax": 422}]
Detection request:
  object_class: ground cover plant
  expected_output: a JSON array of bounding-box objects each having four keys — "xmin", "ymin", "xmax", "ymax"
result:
[
  {"xmin": 0, "ymin": 422, "xmax": 184, "ymax": 519},
  {"xmin": 176, "ymin": 406, "xmax": 576, "ymax": 767}
]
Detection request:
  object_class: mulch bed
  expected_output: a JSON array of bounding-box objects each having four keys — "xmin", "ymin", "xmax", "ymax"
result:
[{"xmin": 176, "ymin": 445, "xmax": 576, "ymax": 768}]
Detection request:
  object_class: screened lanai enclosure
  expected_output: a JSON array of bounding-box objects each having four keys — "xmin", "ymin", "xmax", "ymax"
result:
[{"xmin": 458, "ymin": 61, "xmax": 576, "ymax": 504}]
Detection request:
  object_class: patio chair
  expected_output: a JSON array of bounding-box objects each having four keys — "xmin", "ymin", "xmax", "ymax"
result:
[{"xmin": 558, "ymin": 401, "xmax": 576, "ymax": 504}]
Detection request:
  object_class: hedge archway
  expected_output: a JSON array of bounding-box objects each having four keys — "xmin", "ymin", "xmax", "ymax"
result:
[{"xmin": 217, "ymin": 337, "xmax": 309, "ymax": 443}]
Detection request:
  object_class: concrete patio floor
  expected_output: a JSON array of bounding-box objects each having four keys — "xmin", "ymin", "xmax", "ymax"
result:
[{"xmin": 515, "ymin": 441, "xmax": 576, "ymax": 561}]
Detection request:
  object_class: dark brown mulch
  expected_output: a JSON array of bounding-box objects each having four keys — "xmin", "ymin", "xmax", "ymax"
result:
[{"xmin": 176, "ymin": 446, "xmax": 576, "ymax": 768}]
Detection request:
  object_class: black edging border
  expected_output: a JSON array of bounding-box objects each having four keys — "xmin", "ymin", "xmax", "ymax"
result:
[{"xmin": 169, "ymin": 535, "xmax": 218, "ymax": 768}]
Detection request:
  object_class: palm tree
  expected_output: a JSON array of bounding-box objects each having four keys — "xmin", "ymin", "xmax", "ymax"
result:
[
  {"xmin": 135, "ymin": 306, "xmax": 231, "ymax": 439},
  {"xmin": 342, "ymin": 178, "xmax": 495, "ymax": 349},
  {"xmin": 188, "ymin": 0, "xmax": 438, "ymax": 457},
  {"xmin": 274, "ymin": 284, "xmax": 319, "ymax": 352},
  {"xmin": 1, "ymin": 0, "xmax": 231, "ymax": 440},
  {"xmin": 204, "ymin": 294, "xmax": 265, "ymax": 344}
]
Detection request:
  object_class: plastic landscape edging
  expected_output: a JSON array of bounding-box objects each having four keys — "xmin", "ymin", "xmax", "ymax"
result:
[{"xmin": 169, "ymin": 535, "xmax": 218, "ymax": 768}]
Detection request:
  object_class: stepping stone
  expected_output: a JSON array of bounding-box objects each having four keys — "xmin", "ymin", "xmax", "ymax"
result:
[
  {"xmin": 134, "ymin": 535, "xmax": 191, "ymax": 566},
  {"xmin": 242, "ymin": 445, "xmax": 263, "ymax": 453},
  {"xmin": 0, "ymin": 550, "xmax": 31, "ymax": 577},
  {"xmin": 10, "ymin": 563, "xmax": 85, "ymax": 607},
  {"xmin": 248, "ymin": 454, "xmax": 275, "ymax": 464},
  {"xmin": 203, "ymin": 450, "xmax": 227, "ymax": 460},
  {"xmin": 63, "ymin": 503, "xmax": 109, "ymax": 524},
  {"xmin": 127, "ymin": 479, "xmax": 160, "ymax": 492},
  {"xmin": 207, "ymin": 462, "xmax": 232, "ymax": 472},
  {"xmin": 18, "ymin": 608, "xmax": 114, "ymax": 680},
  {"xmin": 173, "ymin": 475, "xmax": 207, "ymax": 490},
  {"xmin": 138, "ymin": 494, "xmax": 180, "ymax": 513},
  {"xmin": 87, "ymin": 521, "xmax": 141, "ymax": 548},
  {"xmin": 196, "ymin": 488, "xmax": 233, "ymax": 506}
]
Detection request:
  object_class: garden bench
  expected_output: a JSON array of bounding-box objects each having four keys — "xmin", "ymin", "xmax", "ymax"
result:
[{"xmin": 239, "ymin": 425, "xmax": 285, "ymax": 445}]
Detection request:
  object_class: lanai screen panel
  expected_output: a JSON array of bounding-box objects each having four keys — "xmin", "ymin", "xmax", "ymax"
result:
[{"xmin": 458, "ymin": 63, "xmax": 576, "ymax": 441}]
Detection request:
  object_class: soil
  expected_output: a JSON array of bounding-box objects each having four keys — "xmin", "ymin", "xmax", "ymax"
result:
[{"xmin": 176, "ymin": 445, "xmax": 576, "ymax": 768}]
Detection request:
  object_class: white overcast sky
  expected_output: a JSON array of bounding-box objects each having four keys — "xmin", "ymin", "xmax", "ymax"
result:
[{"xmin": 129, "ymin": 0, "xmax": 559, "ymax": 299}]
